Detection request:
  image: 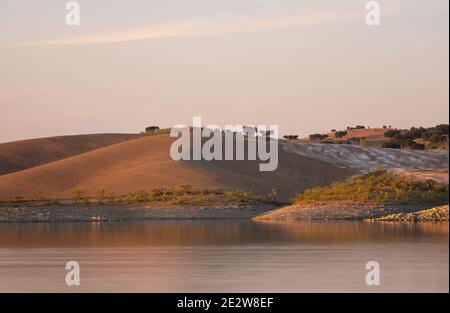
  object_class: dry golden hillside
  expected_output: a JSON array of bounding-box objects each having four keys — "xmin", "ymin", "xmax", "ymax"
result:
[
  {"xmin": 0, "ymin": 135, "xmax": 355, "ymax": 202},
  {"xmin": 0, "ymin": 133, "xmax": 139, "ymax": 175}
]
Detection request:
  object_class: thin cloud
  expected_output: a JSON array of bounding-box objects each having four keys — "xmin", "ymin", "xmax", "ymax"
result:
[{"xmin": 24, "ymin": 10, "xmax": 360, "ymax": 46}]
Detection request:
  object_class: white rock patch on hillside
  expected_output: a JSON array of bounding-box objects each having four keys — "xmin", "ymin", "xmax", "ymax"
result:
[{"xmin": 283, "ymin": 143, "xmax": 449, "ymax": 173}]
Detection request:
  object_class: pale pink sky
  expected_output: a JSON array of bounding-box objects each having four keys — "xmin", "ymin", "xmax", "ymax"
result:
[{"xmin": 0, "ymin": 0, "xmax": 448, "ymax": 143}]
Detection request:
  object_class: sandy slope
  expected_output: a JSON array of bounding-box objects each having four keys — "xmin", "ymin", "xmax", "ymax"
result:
[
  {"xmin": 0, "ymin": 133, "xmax": 139, "ymax": 175},
  {"xmin": 0, "ymin": 135, "xmax": 354, "ymax": 202}
]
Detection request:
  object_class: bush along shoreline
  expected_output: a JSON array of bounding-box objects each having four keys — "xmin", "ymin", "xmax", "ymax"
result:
[
  {"xmin": 253, "ymin": 171, "xmax": 449, "ymax": 221},
  {"xmin": 0, "ymin": 185, "xmax": 282, "ymax": 207},
  {"xmin": 0, "ymin": 186, "xmax": 284, "ymax": 222},
  {"xmin": 1, "ymin": 171, "xmax": 448, "ymax": 222},
  {"xmin": 292, "ymin": 170, "xmax": 448, "ymax": 205}
]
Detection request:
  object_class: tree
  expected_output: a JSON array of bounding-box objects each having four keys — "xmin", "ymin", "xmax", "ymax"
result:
[
  {"xmin": 335, "ymin": 131, "xmax": 348, "ymax": 138},
  {"xmin": 145, "ymin": 126, "xmax": 160, "ymax": 133},
  {"xmin": 435, "ymin": 124, "xmax": 449, "ymax": 135},
  {"xmin": 384, "ymin": 129, "xmax": 401, "ymax": 138},
  {"xmin": 283, "ymin": 135, "xmax": 299, "ymax": 140},
  {"xmin": 408, "ymin": 127, "xmax": 428, "ymax": 139},
  {"xmin": 429, "ymin": 133, "xmax": 444, "ymax": 146},
  {"xmin": 309, "ymin": 134, "xmax": 323, "ymax": 140}
]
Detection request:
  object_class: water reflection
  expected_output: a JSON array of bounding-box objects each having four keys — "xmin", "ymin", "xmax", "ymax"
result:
[
  {"xmin": 0, "ymin": 220, "xmax": 447, "ymax": 247},
  {"xmin": 0, "ymin": 221, "xmax": 448, "ymax": 292}
]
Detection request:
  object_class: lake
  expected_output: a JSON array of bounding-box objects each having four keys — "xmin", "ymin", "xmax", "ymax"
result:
[{"xmin": 0, "ymin": 220, "xmax": 448, "ymax": 292}]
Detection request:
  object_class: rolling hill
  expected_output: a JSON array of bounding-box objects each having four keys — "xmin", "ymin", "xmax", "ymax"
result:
[
  {"xmin": 0, "ymin": 131, "xmax": 448, "ymax": 203},
  {"xmin": 0, "ymin": 134, "xmax": 355, "ymax": 202},
  {"xmin": 0, "ymin": 133, "xmax": 139, "ymax": 175}
]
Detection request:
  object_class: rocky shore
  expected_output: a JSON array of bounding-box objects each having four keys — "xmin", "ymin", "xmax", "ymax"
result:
[
  {"xmin": 0, "ymin": 203, "xmax": 278, "ymax": 223},
  {"xmin": 252, "ymin": 202, "xmax": 440, "ymax": 221},
  {"xmin": 1, "ymin": 201, "xmax": 447, "ymax": 223},
  {"xmin": 371, "ymin": 205, "xmax": 449, "ymax": 222}
]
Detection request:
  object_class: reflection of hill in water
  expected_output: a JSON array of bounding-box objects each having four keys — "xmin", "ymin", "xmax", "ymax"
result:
[{"xmin": 0, "ymin": 220, "xmax": 448, "ymax": 247}]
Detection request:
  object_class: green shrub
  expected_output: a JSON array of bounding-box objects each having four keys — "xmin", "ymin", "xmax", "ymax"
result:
[
  {"xmin": 96, "ymin": 189, "xmax": 106, "ymax": 204},
  {"xmin": 107, "ymin": 192, "xmax": 117, "ymax": 203},
  {"xmin": 384, "ymin": 129, "xmax": 401, "ymax": 138},
  {"xmin": 292, "ymin": 171, "xmax": 449, "ymax": 204},
  {"xmin": 170, "ymin": 185, "xmax": 192, "ymax": 197},
  {"xmin": 149, "ymin": 188, "xmax": 165, "ymax": 201},
  {"xmin": 223, "ymin": 190, "xmax": 257, "ymax": 203},
  {"xmin": 266, "ymin": 188, "xmax": 277, "ymax": 201},
  {"xmin": 31, "ymin": 191, "xmax": 47, "ymax": 202},
  {"xmin": 153, "ymin": 128, "xmax": 171, "ymax": 136},
  {"xmin": 72, "ymin": 189, "xmax": 83, "ymax": 203},
  {"xmin": 429, "ymin": 133, "xmax": 445, "ymax": 147}
]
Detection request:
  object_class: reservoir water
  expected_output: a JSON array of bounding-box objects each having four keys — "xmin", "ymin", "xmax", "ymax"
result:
[{"xmin": 0, "ymin": 220, "xmax": 448, "ymax": 292}]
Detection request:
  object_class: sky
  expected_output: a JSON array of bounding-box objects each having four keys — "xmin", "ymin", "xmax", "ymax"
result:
[{"xmin": 0, "ymin": 0, "xmax": 448, "ymax": 143}]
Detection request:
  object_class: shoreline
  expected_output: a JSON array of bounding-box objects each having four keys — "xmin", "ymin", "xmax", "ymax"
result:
[
  {"xmin": 0, "ymin": 201, "xmax": 448, "ymax": 223},
  {"xmin": 252, "ymin": 202, "xmax": 449, "ymax": 222},
  {"xmin": 0, "ymin": 202, "xmax": 279, "ymax": 223},
  {"xmin": 368, "ymin": 205, "xmax": 449, "ymax": 222}
]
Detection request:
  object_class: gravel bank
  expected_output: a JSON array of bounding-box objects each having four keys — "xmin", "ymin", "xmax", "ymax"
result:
[
  {"xmin": 0, "ymin": 203, "xmax": 278, "ymax": 223},
  {"xmin": 372, "ymin": 205, "xmax": 449, "ymax": 222},
  {"xmin": 252, "ymin": 202, "xmax": 437, "ymax": 220}
]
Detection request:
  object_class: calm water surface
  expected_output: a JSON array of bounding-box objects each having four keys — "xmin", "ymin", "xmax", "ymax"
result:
[{"xmin": 0, "ymin": 220, "xmax": 448, "ymax": 292}]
